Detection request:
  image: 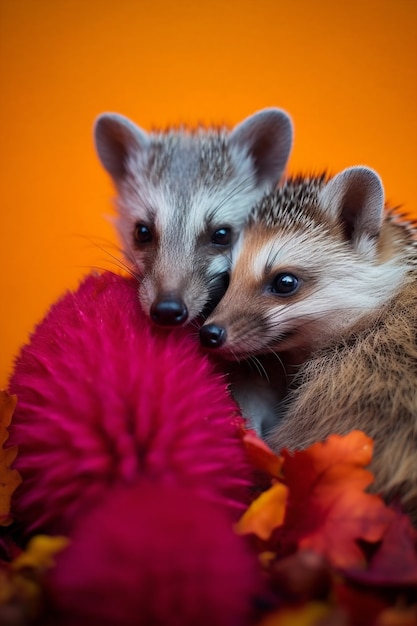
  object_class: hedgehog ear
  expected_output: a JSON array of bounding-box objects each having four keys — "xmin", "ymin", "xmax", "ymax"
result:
[
  {"xmin": 230, "ymin": 108, "xmax": 293, "ymax": 189},
  {"xmin": 94, "ymin": 113, "xmax": 149, "ymax": 183},
  {"xmin": 319, "ymin": 166, "xmax": 384, "ymax": 245}
]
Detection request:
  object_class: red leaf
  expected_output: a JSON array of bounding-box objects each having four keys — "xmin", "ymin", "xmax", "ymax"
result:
[
  {"xmin": 274, "ymin": 431, "xmax": 394, "ymax": 568},
  {"xmin": 240, "ymin": 425, "xmax": 284, "ymax": 479},
  {"xmin": 345, "ymin": 510, "xmax": 417, "ymax": 586}
]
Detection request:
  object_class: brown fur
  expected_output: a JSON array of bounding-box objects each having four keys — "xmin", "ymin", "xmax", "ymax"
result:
[
  {"xmin": 269, "ymin": 282, "xmax": 417, "ymax": 519},
  {"xmin": 200, "ymin": 169, "xmax": 417, "ymax": 520}
]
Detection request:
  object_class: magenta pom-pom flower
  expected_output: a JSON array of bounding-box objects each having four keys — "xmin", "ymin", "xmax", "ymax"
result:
[
  {"xmin": 8, "ymin": 272, "xmax": 252, "ymax": 537},
  {"xmin": 46, "ymin": 482, "xmax": 262, "ymax": 626}
]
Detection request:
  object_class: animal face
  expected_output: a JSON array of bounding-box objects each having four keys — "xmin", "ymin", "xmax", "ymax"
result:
[
  {"xmin": 200, "ymin": 167, "xmax": 407, "ymax": 357},
  {"xmin": 94, "ymin": 109, "xmax": 293, "ymax": 326}
]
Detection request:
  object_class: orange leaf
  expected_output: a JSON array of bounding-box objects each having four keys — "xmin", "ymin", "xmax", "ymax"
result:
[
  {"xmin": 235, "ymin": 481, "xmax": 288, "ymax": 540},
  {"xmin": 276, "ymin": 431, "xmax": 394, "ymax": 568},
  {"xmin": 0, "ymin": 390, "xmax": 22, "ymax": 526},
  {"xmin": 240, "ymin": 425, "xmax": 284, "ymax": 479}
]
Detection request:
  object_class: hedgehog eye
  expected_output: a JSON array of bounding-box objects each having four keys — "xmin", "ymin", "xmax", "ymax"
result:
[
  {"xmin": 211, "ymin": 227, "xmax": 231, "ymax": 247},
  {"xmin": 134, "ymin": 223, "xmax": 153, "ymax": 245},
  {"xmin": 270, "ymin": 273, "xmax": 300, "ymax": 296}
]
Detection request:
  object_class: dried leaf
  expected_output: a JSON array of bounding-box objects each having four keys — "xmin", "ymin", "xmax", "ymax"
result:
[
  {"xmin": 275, "ymin": 431, "xmax": 394, "ymax": 568},
  {"xmin": 0, "ymin": 391, "xmax": 22, "ymax": 526},
  {"xmin": 236, "ymin": 481, "xmax": 288, "ymax": 540}
]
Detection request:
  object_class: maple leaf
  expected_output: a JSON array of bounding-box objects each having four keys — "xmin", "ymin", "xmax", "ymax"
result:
[
  {"xmin": 0, "ymin": 391, "xmax": 22, "ymax": 526},
  {"xmin": 273, "ymin": 431, "xmax": 394, "ymax": 569}
]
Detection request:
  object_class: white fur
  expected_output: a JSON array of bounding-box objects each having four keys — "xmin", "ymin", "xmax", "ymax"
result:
[
  {"xmin": 205, "ymin": 225, "xmax": 412, "ymax": 357},
  {"xmin": 94, "ymin": 109, "xmax": 293, "ymax": 324}
]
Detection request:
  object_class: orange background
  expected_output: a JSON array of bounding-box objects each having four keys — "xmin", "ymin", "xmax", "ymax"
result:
[{"xmin": 1, "ymin": 0, "xmax": 416, "ymax": 387}]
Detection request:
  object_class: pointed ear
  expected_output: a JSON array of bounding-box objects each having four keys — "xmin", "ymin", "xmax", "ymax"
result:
[
  {"xmin": 94, "ymin": 113, "xmax": 149, "ymax": 182},
  {"xmin": 230, "ymin": 108, "xmax": 293, "ymax": 188},
  {"xmin": 319, "ymin": 166, "xmax": 384, "ymax": 243}
]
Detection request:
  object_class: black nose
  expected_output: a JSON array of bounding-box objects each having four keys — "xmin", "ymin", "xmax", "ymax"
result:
[
  {"xmin": 151, "ymin": 298, "xmax": 188, "ymax": 326},
  {"xmin": 199, "ymin": 324, "xmax": 227, "ymax": 349}
]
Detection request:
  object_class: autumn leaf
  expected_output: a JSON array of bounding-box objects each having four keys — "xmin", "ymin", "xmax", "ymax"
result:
[
  {"xmin": 0, "ymin": 390, "xmax": 22, "ymax": 526},
  {"xmin": 11, "ymin": 535, "xmax": 70, "ymax": 573},
  {"xmin": 7, "ymin": 535, "xmax": 70, "ymax": 619},
  {"xmin": 344, "ymin": 510, "xmax": 417, "ymax": 586},
  {"xmin": 239, "ymin": 425, "xmax": 284, "ymax": 479},
  {"xmin": 236, "ymin": 481, "xmax": 288, "ymax": 540},
  {"xmin": 273, "ymin": 431, "xmax": 394, "ymax": 569}
]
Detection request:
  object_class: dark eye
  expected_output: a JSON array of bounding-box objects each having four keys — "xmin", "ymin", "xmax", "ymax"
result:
[
  {"xmin": 134, "ymin": 223, "xmax": 153, "ymax": 245},
  {"xmin": 211, "ymin": 227, "xmax": 231, "ymax": 246},
  {"xmin": 270, "ymin": 273, "xmax": 300, "ymax": 296}
]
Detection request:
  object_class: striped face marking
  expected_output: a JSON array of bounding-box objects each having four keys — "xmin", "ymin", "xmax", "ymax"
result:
[{"xmin": 202, "ymin": 220, "xmax": 408, "ymax": 358}]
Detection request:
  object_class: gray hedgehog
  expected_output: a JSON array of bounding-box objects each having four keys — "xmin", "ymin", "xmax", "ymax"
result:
[{"xmin": 94, "ymin": 108, "xmax": 293, "ymax": 326}]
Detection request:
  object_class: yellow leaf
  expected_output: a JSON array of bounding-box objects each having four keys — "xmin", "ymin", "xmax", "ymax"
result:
[
  {"xmin": 9, "ymin": 535, "xmax": 70, "ymax": 618},
  {"xmin": 0, "ymin": 390, "xmax": 22, "ymax": 526},
  {"xmin": 235, "ymin": 482, "xmax": 288, "ymax": 540},
  {"xmin": 11, "ymin": 534, "xmax": 70, "ymax": 572}
]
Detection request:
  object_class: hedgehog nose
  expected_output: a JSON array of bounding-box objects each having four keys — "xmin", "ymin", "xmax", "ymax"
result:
[
  {"xmin": 151, "ymin": 298, "xmax": 188, "ymax": 326},
  {"xmin": 199, "ymin": 324, "xmax": 227, "ymax": 349}
]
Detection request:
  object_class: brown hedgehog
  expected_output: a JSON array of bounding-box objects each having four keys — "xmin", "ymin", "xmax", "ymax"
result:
[{"xmin": 200, "ymin": 166, "xmax": 417, "ymax": 520}]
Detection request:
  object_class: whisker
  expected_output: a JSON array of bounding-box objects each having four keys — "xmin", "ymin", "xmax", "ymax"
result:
[
  {"xmin": 246, "ymin": 357, "xmax": 261, "ymax": 377},
  {"xmin": 77, "ymin": 235, "xmax": 141, "ymax": 279},
  {"xmin": 73, "ymin": 263, "xmax": 136, "ymax": 281},
  {"xmin": 265, "ymin": 348, "xmax": 287, "ymax": 381},
  {"xmin": 249, "ymin": 356, "xmax": 270, "ymax": 382}
]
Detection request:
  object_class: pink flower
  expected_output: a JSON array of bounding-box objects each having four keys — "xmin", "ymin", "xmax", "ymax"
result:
[{"xmin": 8, "ymin": 272, "xmax": 252, "ymax": 536}]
